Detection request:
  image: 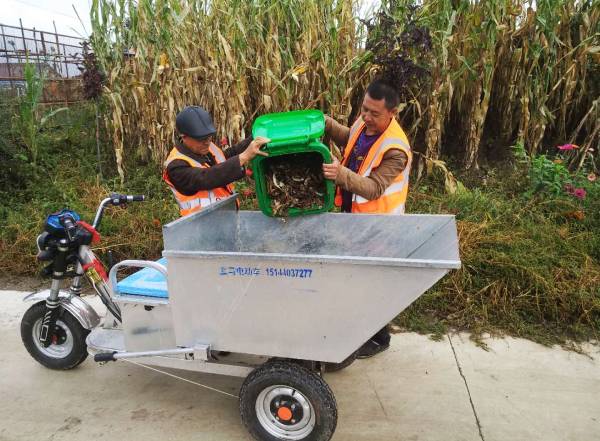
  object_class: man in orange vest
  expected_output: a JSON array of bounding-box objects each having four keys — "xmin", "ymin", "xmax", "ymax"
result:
[
  {"xmin": 322, "ymin": 80, "xmax": 412, "ymax": 358},
  {"xmin": 164, "ymin": 106, "xmax": 269, "ymax": 217}
]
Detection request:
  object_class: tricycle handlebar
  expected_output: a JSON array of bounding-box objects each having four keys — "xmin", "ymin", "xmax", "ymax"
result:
[{"xmin": 92, "ymin": 193, "xmax": 146, "ymax": 230}]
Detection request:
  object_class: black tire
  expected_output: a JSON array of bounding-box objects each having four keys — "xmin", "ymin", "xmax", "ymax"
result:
[
  {"xmin": 240, "ymin": 361, "xmax": 337, "ymax": 441},
  {"xmin": 21, "ymin": 302, "xmax": 90, "ymax": 370},
  {"xmin": 324, "ymin": 350, "xmax": 359, "ymax": 373}
]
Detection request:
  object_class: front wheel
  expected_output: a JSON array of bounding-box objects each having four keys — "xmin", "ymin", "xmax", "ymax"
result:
[
  {"xmin": 21, "ymin": 302, "xmax": 89, "ymax": 370},
  {"xmin": 240, "ymin": 361, "xmax": 337, "ymax": 441}
]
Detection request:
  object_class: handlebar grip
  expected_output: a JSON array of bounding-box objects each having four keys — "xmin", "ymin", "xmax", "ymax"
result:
[
  {"xmin": 61, "ymin": 217, "xmax": 75, "ymax": 229},
  {"xmin": 109, "ymin": 193, "xmax": 123, "ymax": 206},
  {"xmin": 59, "ymin": 215, "xmax": 78, "ymax": 241},
  {"xmin": 108, "ymin": 193, "xmax": 145, "ymax": 206}
]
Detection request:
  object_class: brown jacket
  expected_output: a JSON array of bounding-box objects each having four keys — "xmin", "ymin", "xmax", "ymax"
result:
[{"xmin": 325, "ymin": 117, "xmax": 408, "ymax": 200}]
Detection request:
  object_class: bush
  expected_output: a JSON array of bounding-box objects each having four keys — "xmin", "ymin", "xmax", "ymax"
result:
[{"xmin": 399, "ymin": 170, "xmax": 600, "ymax": 346}]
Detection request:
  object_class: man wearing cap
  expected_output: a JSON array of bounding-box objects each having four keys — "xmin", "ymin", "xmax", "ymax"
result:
[{"xmin": 163, "ymin": 106, "xmax": 270, "ymax": 217}]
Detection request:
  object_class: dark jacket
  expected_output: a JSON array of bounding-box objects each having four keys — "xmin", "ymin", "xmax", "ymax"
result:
[{"xmin": 165, "ymin": 137, "xmax": 252, "ymax": 196}]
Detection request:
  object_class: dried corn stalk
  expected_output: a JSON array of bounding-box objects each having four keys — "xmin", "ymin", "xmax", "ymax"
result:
[{"xmin": 91, "ymin": 0, "xmax": 363, "ymax": 180}]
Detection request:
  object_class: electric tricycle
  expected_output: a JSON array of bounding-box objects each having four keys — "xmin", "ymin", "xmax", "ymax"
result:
[{"xmin": 21, "ymin": 194, "xmax": 460, "ymax": 441}]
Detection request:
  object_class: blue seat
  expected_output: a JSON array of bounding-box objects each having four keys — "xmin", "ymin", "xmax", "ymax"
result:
[{"xmin": 116, "ymin": 257, "xmax": 168, "ymax": 298}]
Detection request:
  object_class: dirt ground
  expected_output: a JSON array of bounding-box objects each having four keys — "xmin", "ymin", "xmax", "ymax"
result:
[{"xmin": 0, "ymin": 275, "xmax": 45, "ymax": 291}]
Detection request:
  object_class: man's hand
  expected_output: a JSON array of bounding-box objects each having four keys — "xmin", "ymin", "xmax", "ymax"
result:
[
  {"xmin": 239, "ymin": 136, "xmax": 270, "ymax": 166},
  {"xmin": 323, "ymin": 157, "xmax": 341, "ymax": 181}
]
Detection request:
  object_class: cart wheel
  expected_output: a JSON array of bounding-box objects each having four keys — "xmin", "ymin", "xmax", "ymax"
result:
[
  {"xmin": 240, "ymin": 361, "xmax": 337, "ymax": 441},
  {"xmin": 21, "ymin": 302, "xmax": 89, "ymax": 370},
  {"xmin": 324, "ymin": 350, "xmax": 358, "ymax": 373}
]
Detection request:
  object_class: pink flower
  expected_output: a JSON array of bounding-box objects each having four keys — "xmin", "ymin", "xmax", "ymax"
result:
[
  {"xmin": 557, "ymin": 144, "xmax": 579, "ymax": 151},
  {"xmin": 588, "ymin": 173, "xmax": 597, "ymax": 182},
  {"xmin": 572, "ymin": 188, "xmax": 586, "ymax": 199},
  {"xmin": 564, "ymin": 183, "xmax": 575, "ymax": 194}
]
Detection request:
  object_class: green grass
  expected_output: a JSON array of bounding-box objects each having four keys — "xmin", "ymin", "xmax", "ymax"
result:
[
  {"xmin": 0, "ymin": 102, "xmax": 177, "ymax": 274},
  {"xmin": 396, "ymin": 169, "xmax": 600, "ymax": 346},
  {"xmin": 1, "ymin": 106, "xmax": 598, "ymax": 347}
]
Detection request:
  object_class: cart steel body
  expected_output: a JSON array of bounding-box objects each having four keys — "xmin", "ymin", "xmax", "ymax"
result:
[{"xmin": 21, "ymin": 194, "xmax": 460, "ymax": 441}]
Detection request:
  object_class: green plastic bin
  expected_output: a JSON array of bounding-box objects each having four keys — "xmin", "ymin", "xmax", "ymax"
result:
[{"xmin": 251, "ymin": 109, "xmax": 334, "ymax": 217}]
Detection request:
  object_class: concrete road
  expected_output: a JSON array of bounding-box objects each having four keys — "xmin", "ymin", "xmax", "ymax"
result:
[{"xmin": 1, "ymin": 290, "xmax": 598, "ymax": 441}]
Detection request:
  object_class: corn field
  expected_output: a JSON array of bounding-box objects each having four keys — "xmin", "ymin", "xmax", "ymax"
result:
[
  {"xmin": 362, "ymin": 0, "xmax": 599, "ymax": 172},
  {"xmin": 90, "ymin": 0, "xmax": 599, "ymax": 179},
  {"xmin": 90, "ymin": 0, "xmax": 363, "ymax": 179}
]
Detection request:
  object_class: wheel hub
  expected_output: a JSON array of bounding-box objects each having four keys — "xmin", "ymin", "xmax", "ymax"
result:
[
  {"xmin": 51, "ymin": 325, "xmax": 68, "ymax": 345},
  {"xmin": 271, "ymin": 395, "xmax": 304, "ymax": 425},
  {"xmin": 32, "ymin": 318, "xmax": 74, "ymax": 359},
  {"xmin": 255, "ymin": 385, "xmax": 315, "ymax": 440}
]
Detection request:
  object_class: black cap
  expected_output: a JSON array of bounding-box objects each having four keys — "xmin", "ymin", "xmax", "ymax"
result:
[{"xmin": 175, "ymin": 106, "xmax": 216, "ymax": 139}]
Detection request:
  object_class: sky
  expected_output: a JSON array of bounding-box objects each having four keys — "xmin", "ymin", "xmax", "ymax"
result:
[
  {"xmin": 3, "ymin": 0, "xmax": 92, "ymax": 37},
  {"xmin": 2, "ymin": 0, "xmax": 380, "ymax": 38}
]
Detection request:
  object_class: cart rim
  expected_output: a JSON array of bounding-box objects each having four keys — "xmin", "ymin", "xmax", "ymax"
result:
[
  {"xmin": 255, "ymin": 385, "xmax": 315, "ymax": 439},
  {"xmin": 32, "ymin": 318, "xmax": 74, "ymax": 358}
]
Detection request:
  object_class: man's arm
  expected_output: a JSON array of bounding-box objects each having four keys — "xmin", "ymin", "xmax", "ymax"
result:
[
  {"xmin": 325, "ymin": 116, "xmax": 351, "ymax": 149},
  {"xmin": 167, "ymin": 137, "xmax": 269, "ymax": 196},
  {"xmin": 334, "ymin": 149, "xmax": 408, "ymax": 200},
  {"xmin": 166, "ymin": 158, "xmax": 245, "ymax": 196},
  {"xmin": 224, "ymin": 136, "xmax": 253, "ymax": 159}
]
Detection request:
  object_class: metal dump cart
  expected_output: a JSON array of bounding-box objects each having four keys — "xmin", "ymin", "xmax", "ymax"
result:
[{"xmin": 83, "ymin": 195, "xmax": 459, "ymax": 441}]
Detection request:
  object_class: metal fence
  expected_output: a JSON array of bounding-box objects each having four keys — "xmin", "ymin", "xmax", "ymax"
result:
[{"xmin": 0, "ymin": 20, "xmax": 84, "ymax": 104}]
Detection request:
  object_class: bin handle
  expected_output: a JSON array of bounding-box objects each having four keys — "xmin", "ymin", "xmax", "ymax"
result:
[
  {"xmin": 266, "ymin": 135, "xmax": 310, "ymax": 149},
  {"xmin": 108, "ymin": 260, "xmax": 168, "ymax": 295}
]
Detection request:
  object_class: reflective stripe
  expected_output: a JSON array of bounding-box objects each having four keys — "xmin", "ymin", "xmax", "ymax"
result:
[
  {"xmin": 348, "ymin": 118, "xmax": 364, "ymax": 140},
  {"xmin": 165, "ymin": 152, "xmax": 204, "ymax": 168},
  {"xmin": 383, "ymin": 180, "xmax": 406, "ymax": 195},
  {"xmin": 353, "ymin": 180, "xmax": 407, "ymax": 205},
  {"xmin": 209, "ymin": 144, "xmax": 226, "ymax": 162},
  {"xmin": 341, "ymin": 118, "xmax": 366, "ymax": 167},
  {"xmin": 179, "ymin": 199, "xmax": 201, "ymax": 210},
  {"xmin": 390, "ymin": 203, "xmax": 405, "ymax": 214},
  {"xmin": 165, "ymin": 142, "xmax": 225, "ymax": 168},
  {"xmin": 361, "ymin": 137, "xmax": 411, "ymax": 176},
  {"xmin": 167, "ymin": 187, "xmax": 199, "ymax": 211},
  {"xmin": 179, "ymin": 196, "xmax": 217, "ymax": 211}
]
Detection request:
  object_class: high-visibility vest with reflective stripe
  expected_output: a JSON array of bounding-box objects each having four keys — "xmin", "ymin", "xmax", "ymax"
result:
[
  {"xmin": 163, "ymin": 144, "xmax": 234, "ymax": 217},
  {"xmin": 334, "ymin": 117, "xmax": 412, "ymax": 214}
]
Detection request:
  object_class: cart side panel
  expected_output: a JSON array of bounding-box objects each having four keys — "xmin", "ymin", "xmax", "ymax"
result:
[
  {"xmin": 236, "ymin": 212, "xmax": 456, "ymax": 259},
  {"xmin": 163, "ymin": 196, "xmax": 238, "ymax": 252},
  {"xmin": 163, "ymin": 196, "xmax": 459, "ymax": 261},
  {"xmin": 166, "ymin": 255, "xmax": 447, "ymax": 363},
  {"xmin": 405, "ymin": 218, "xmax": 461, "ymax": 263},
  {"xmin": 119, "ymin": 301, "xmax": 176, "ymax": 352}
]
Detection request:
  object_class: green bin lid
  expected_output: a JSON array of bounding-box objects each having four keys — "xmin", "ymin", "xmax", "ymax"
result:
[{"xmin": 252, "ymin": 110, "xmax": 325, "ymax": 147}]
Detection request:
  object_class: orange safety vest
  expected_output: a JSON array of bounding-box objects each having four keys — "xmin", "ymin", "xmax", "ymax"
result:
[
  {"xmin": 163, "ymin": 143, "xmax": 234, "ymax": 217},
  {"xmin": 334, "ymin": 117, "xmax": 412, "ymax": 214}
]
